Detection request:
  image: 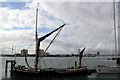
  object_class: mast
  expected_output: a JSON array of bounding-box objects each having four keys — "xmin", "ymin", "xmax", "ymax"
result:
[
  {"xmin": 113, "ymin": 1, "xmax": 119, "ymax": 65},
  {"xmin": 113, "ymin": 1, "xmax": 117, "ymax": 55},
  {"xmin": 34, "ymin": 3, "xmax": 65, "ymax": 70},
  {"xmin": 35, "ymin": 3, "xmax": 39, "ymax": 70}
]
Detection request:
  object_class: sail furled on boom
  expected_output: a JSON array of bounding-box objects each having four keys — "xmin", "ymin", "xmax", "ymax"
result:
[
  {"xmin": 38, "ymin": 24, "xmax": 65, "ymax": 42},
  {"xmin": 79, "ymin": 47, "xmax": 86, "ymax": 67},
  {"xmin": 37, "ymin": 24, "xmax": 65, "ymax": 49}
]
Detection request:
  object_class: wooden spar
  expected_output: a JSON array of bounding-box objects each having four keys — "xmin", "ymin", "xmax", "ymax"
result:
[
  {"xmin": 38, "ymin": 24, "xmax": 65, "ymax": 42},
  {"xmin": 35, "ymin": 25, "xmax": 65, "ymax": 70},
  {"xmin": 44, "ymin": 25, "xmax": 64, "ymax": 52},
  {"xmin": 38, "ymin": 24, "xmax": 65, "ymax": 62},
  {"xmin": 34, "ymin": 3, "xmax": 65, "ymax": 70},
  {"xmin": 35, "ymin": 3, "xmax": 39, "ymax": 70}
]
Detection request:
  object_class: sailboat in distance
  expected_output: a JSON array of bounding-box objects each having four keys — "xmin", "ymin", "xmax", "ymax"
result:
[
  {"xmin": 95, "ymin": 1, "xmax": 120, "ymax": 73},
  {"xmin": 12, "ymin": 3, "xmax": 93, "ymax": 77}
]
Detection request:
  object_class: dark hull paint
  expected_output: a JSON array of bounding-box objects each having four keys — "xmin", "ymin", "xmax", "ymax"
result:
[{"xmin": 12, "ymin": 69, "xmax": 93, "ymax": 77}]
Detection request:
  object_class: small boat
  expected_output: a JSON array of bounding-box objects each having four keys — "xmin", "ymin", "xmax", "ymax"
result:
[
  {"xmin": 95, "ymin": 1, "xmax": 120, "ymax": 74},
  {"xmin": 11, "ymin": 3, "xmax": 93, "ymax": 77}
]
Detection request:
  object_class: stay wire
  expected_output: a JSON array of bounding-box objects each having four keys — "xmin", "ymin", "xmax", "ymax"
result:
[{"xmin": 38, "ymin": 27, "xmax": 64, "ymax": 68}]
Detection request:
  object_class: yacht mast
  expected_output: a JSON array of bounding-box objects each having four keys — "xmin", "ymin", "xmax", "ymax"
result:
[
  {"xmin": 113, "ymin": 1, "xmax": 117, "ymax": 55},
  {"xmin": 113, "ymin": 1, "xmax": 118, "ymax": 65}
]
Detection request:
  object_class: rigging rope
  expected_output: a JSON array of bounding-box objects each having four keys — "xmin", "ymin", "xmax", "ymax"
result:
[
  {"xmin": 45, "ymin": 27, "xmax": 63, "ymax": 53},
  {"xmin": 26, "ymin": 39, "xmax": 36, "ymax": 50},
  {"xmin": 25, "ymin": 51, "xmax": 33, "ymax": 69},
  {"xmin": 24, "ymin": 40, "xmax": 35, "ymax": 69},
  {"xmin": 38, "ymin": 26, "xmax": 64, "ymax": 68}
]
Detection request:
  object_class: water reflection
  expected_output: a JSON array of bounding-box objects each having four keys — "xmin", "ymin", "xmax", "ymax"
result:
[
  {"xmin": 95, "ymin": 73, "xmax": 119, "ymax": 78},
  {"xmin": 2, "ymin": 75, "xmax": 88, "ymax": 80},
  {"xmin": 1, "ymin": 73, "xmax": 120, "ymax": 80},
  {"xmin": 2, "ymin": 74, "xmax": 119, "ymax": 80}
]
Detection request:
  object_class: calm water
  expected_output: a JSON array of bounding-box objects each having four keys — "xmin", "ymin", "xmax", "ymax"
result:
[{"xmin": 0, "ymin": 56, "xmax": 120, "ymax": 80}]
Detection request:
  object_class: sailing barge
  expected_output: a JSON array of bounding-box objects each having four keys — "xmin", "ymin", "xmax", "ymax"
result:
[
  {"xmin": 13, "ymin": 47, "xmax": 93, "ymax": 76},
  {"xmin": 13, "ymin": 48, "xmax": 93, "ymax": 76},
  {"xmin": 8, "ymin": 4, "xmax": 94, "ymax": 77}
]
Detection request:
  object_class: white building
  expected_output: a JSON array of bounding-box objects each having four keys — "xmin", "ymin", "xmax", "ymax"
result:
[
  {"xmin": 21, "ymin": 49, "xmax": 28, "ymax": 56},
  {"xmin": 38, "ymin": 49, "xmax": 50, "ymax": 57}
]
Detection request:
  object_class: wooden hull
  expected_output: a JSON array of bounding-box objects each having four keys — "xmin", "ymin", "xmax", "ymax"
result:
[{"xmin": 12, "ymin": 68, "xmax": 93, "ymax": 77}]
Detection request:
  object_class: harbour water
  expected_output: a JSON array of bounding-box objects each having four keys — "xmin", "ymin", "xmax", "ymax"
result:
[{"xmin": 0, "ymin": 56, "xmax": 119, "ymax": 80}]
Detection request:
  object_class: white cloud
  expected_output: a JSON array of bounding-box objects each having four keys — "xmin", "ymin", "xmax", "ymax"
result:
[
  {"xmin": 0, "ymin": 1, "xmax": 117, "ymax": 55},
  {"xmin": 1, "ymin": 0, "xmax": 116, "ymax": 2},
  {"xmin": 0, "ymin": 29, "xmax": 35, "ymax": 53},
  {"xmin": 38, "ymin": 2, "xmax": 115, "ymax": 53},
  {"xmin": 0, "ymin": 0, "xmax": 31, "ymax": 2},
  {"xmin": 0, "ymin": 7, "xmax": 35, "ymax": 29}
]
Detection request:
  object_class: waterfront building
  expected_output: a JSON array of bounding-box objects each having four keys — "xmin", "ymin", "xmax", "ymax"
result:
[{"xmin": 21, "ymin": 49, "xmax": 28, "ymax": 56}]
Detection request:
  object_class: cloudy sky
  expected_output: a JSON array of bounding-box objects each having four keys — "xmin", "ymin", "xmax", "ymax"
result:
[{"xmin": 0, "ymin": 0, "xmax": 119, "ymax": 55}]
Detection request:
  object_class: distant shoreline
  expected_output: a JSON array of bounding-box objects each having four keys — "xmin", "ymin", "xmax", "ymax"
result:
[{"xmin": 0, "ymin": 54, "xmax": 119, "ymax": 57}]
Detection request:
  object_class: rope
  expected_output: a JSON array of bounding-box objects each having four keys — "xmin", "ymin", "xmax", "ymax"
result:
[
  {"xmin": 25, "ymin": 51, "xmax": 33, "ymax": 69},
  {"xmin": 42, "ymin": 57, "xmax": 47, "ymax": 68},
  {"xmin": 28, "ymin": 40, "xmax": 35, "ymax": 48},
  {"xmin": 38, "ymin": 26, "xmax": 64, "ymax": 68},
  {"xmin": 22, "ymin": 40, "xmax": 35, "ymax": 69},
  {"xmin": 45, "ymin": 27, "xmax": 63, "ymax": 53}
]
